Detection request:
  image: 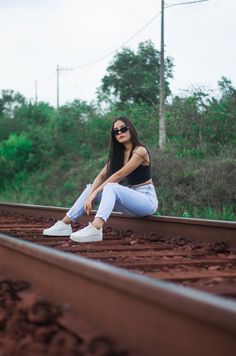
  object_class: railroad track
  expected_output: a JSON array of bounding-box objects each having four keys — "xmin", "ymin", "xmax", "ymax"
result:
[{"xmin": 0, "ymin": 202, "xmax": 236, "ymax": 355}]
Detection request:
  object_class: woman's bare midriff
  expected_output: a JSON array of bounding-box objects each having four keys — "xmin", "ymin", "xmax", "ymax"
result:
[{"xmin": 131, "ymin": 179, "xmax": 153, "ymax": 187}]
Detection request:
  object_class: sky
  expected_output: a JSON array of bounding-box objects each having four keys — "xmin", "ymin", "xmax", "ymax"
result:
[{"xmin": 1, "ymin": 0, "xmax": 236, "ymax": 107}]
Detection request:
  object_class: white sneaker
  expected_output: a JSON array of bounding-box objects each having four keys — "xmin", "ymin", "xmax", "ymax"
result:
[
  {"xmin": 70, "ymin": 222, "xmax": 103, "ymax": 243},
  {"xmin": 43, "ymin": 221, "xmax": 72, "ymax": 236}
]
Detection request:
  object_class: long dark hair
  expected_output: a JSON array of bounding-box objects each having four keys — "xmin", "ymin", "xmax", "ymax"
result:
[{"xmin": 106, "ymin": 117, "xmax": 149, "ymax": 178}]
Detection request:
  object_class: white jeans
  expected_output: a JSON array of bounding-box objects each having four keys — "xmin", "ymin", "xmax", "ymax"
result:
[{"xmin": 67, "ymin": 183, "xmax": 158, "ymax": 223}]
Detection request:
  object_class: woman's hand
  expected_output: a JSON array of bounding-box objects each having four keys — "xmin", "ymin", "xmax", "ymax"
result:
[{"xmin": 84, "ymin": 191, "xmax": 97, "ymax": 215}]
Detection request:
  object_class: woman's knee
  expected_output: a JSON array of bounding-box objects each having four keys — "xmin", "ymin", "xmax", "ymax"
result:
[
  {"xmin": 103, "ymin": 182, "xmax": 119, "ymax": 190},
  {"xmin": 84, "ymin": 183, "xmax": 92, "ymax": 193}
]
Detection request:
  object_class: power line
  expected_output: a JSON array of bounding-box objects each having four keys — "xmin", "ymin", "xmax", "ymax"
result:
[
  {"xmin": 166, "ymin": 0, "xmax": 211, "ymax": 8},
  {"xmin": 170, "ymin": 30, "xmax": 236, "ymax": 50},
  {"xmin": 158, "ymin": 0, "xmax": 210, "ymax": 149},
  {"xmin": 167, "ymin": 25, "xmax": 236, "ymax": 49},
  {"xmin": 36, "ymin": 0, "xmax": 213, "ymax": 106},
  {"xmin": 72, "ymin": 1, "xmax": 211, "ymax": 71},
  {"xmin": 42, "ymin": 70, "xmax": 56, "ymax": 87},
  {"xmin": 39, "ymin": 1, "xmax": 209, "ymax": 102},
  {"xmin": 73, "ymin": 11, "xmax": 162, "ymax": 70}
]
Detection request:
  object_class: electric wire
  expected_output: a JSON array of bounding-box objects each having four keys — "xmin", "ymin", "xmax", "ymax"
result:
[
  {"xmin": 73, "ymin": 11, "xmax": 162, "ymax": 70},
  {"xmin": 165, "ymin": 0, "xmax": 211, "ymax": 8},
  {"xmin": 170, "ymin": 30, "xmax": 236, "ymax": 50},
  {"xmin": 71, "ymin": 0, "xmax": 211, "ymax": 70},
  {"xmin": 31, "ymin": 0, "xmax": 218, "ymax": 104},
  {"xmin": 42, "ymin": 70, "xmax": 56, "ymax": 87},
  {"xmin": 167, "ymin": 25, "xmax": 236, "ymax": 49}
]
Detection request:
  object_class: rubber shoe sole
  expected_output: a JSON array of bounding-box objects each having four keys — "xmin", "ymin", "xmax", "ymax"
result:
[
  {"xmin": 43, "ymin": 221, "xmax": 72, "ymax": 237},
  {"xmin": 70, "ymin": 223, "xmax": 103, "ymax": 243}
]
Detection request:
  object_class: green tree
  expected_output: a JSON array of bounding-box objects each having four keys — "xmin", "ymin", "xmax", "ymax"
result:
[
  {"xmin": 0, "ymin": 90, "xmax": 27, "ymax": 141},
  {"xmin": 0, "ymin": 90, "xmax": 26, "ymax": 118},
  {"xmin": 16, "ymin": 101, "xmax": 55, "ymax": 127},
  {"xmin": 98, "ymin": 40, "xmax": 173, "ymax": 106},
  {"xmin": 166, "ymin": 78, "xmax": 236, "ymax": 157},
  {"xmin": 203, "ymin": 77, "xmax": 236, "ymax": 152},
  {"xmin": 0, "ymin": 133, "xmax": 32, "ymax": 186},
  {"xmin": 218, "ymin": 76, "xmax": 236, "ymax": 98},
  {"xmin": 167, "ymin": 89, "xmax": 210, "ymax": 156},
  {"xmin": 51, "ymin": 99, "xmax": 97, "ymax": 158}
]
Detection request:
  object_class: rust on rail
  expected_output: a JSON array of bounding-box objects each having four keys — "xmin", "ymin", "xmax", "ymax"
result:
[
  {"xmin": 0, "ymin": 202, "xmax": 235, "ymax": 244},
  {"xmin": 0, "ymin": 233, "xmax": 236, "ymax": 356},
  {"xmin": 1, "ymin": 204, "xmax": 236, "ymax": 300},
  {"xmin": 1, "ymin": 203, "xmax": 236, "ymax": 355}
]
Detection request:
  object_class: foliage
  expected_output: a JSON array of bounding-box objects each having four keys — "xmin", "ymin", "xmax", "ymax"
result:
[
  {"xmin": 98, "ymin": 40, "xmax": 174, "ymax": 106},
  {"xmin": 0, "ymin": 56, "xmax": 235, "ymax": 221},
  {"xmin": 166, "ymin": 79, "xmax": 236, "ymax": 157},
  {"xmin": 152, "ymin": 148, "xmax": 236, "ymax": 218},
  {"xmin": 0, "ymin": 89, "xmax": 26, "ymax": 118},
  {"xmin": 0, "ymin": 133, "xmax": 32, "ymax": 185}
]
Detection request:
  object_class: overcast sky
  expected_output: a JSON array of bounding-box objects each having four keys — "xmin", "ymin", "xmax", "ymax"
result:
[{"xmin": 1, "ymin": 0, "xmax": 236, "ymax": 106}]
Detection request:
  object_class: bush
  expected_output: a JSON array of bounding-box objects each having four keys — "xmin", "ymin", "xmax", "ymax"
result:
[{"xmin": 152, "ymin": 149, "xmax": 236, "ymax": 218}]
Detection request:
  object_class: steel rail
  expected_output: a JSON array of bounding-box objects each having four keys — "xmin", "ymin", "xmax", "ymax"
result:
[
  {"xmin": 1, "ymin": 202, "xmax": 236, "ymax": 244},
  {"xmin": 2, "ymin": 205, "xmax": 236, "ymax": 301},
  {"xmin": 0, "ymin": 232, "xmax": 236, "ymax": 356}
]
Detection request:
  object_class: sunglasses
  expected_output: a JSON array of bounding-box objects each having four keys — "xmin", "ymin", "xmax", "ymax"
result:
[{"xmin": 112, "ymin": 126, "xmax": 129, "ymax": 136}]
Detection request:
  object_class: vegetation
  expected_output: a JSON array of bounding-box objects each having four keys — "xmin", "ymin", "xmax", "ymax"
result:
[
  {"xmin": 0, "ymin": 41, "xmax": 235, "ymax": 221},
  {"xmin": 98, "ymin": 40, "xmax": 173, "ymax": 106}
]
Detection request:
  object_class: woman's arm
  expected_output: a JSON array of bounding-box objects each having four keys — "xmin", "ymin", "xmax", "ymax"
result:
[
  {"xmin": 98, "ymin": 147, "xmax": 148, "ymax": 192},
  {"xmin": 84, "ymin": 147, "xmax": 147, "ymax": 214},
  {"xmin": 87, "ymin": 164, "xmax": 108, "ymax": 198}
]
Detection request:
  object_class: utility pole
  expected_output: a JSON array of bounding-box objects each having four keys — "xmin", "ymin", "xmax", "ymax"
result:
[
  {"xmin": 159, "ymin": 0, "xmax": 165, "ymax": 150},
  {"xmin": 158, "ymin": 0, "xmax": 209, "ymax": 148},
  {"xmin": 35, "ymin": 80, "xmax": 38, "ymax": 104},
  {"xmin": 56, "ymin": 64, "xmax": 74, "ymax": 109},
  {"xmin": 56, "ymin": 64, "xmax": 59, "ymax": 109}
]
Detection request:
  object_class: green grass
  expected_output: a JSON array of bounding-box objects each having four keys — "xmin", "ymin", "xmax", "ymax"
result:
[{"xmin": 154, "ymin": 205, "xmax": 235, "ymax": 221}]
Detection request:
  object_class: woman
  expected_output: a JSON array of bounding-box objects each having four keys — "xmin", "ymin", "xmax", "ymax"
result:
[{"xmin": 43, "ymin": 117, "xmax": 158, "ymax": 242}]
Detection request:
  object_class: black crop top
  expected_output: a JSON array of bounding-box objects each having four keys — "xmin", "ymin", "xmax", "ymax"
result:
[
  {"xmin": 126, "ymin": 164, "xmax": 151, "ymax": 185},
  {"xmin": 125, "ymin": 149, "xmax": 151, "ymax": 185}
]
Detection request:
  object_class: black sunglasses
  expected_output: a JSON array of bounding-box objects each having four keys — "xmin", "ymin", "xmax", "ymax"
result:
[{"xmin": 112, "ymin": 126, "xmax": 129, "ymax": 136}]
